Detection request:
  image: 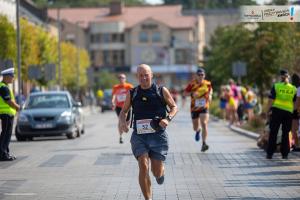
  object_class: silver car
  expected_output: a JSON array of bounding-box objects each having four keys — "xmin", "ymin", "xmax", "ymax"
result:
[{"xmin": 15, "ymin": 91, "xmax": 85, "ymax": 141}]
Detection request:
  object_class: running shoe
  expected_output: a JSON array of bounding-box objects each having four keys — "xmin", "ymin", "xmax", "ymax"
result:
[
  {"xmin": 119, "ymin": 137, "xmax": 123, "ymax": 144},
  {"xmin": 201, "ymin": 143, "xmax": 209, "ymax": 152},
  {"xmin": 156, "ymin": 175, "xmax": 164, "ymax": 185},
  {"xmin": 195, "ymin": 129, "xmax": 201, "ymax": 142}
]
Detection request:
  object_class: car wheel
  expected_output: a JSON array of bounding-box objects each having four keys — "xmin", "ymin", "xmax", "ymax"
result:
[
  {"xmin": 15, "ymin": 129, "xmax": 26, "ymax": 141},
  {"xmin": 81, "ymin": 125, "xmax": 85, "ymax": 134},
  {"xmin": 76, "ymin": 128, "xmax": 81, "ymax": 138},
  {"xmin": 66, "ymin": 131, "xmax": 76, "ymax": 139}
]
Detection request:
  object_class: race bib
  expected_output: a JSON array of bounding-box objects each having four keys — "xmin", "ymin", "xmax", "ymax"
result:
[
  {"xmin": 116, "ymin": 94, "xmax": 126, "ymax": 102},
  {"xmin": 195, "ymin": 98, "xmax": 206, "ymax": 108},
  {"xmin": 136, "ymin": 119, "xmax": 156, "ymax": 134}
]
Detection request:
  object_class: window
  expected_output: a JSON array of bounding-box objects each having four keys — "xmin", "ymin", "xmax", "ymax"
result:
[
  {"xmin": 152, "ymin": 32, "xmax": 161, "ymax": 42},
  {"xmin": 101, "ymin": 33, "xmax": 110, "ymax": 43},
  {"xmin": 111, "ymin": 33, "xmax": 125, "ymax": 43},
  {"xmin": 112, "ymin": 34, "xmax": 118, "ymax": 42},
  {"xmin": 103, "ymin": 50, "xmax": 110, "ymax": 65},
  {"xmin": 90, "ymin": 34, "xmax": 100, "ymax": 43},
  {"xmin": 101, "ymin": 50, "xmax": 125, "ymax": 66},
  {"xmin": 90, "ymin": 51, "xmax": 95, "ymax": 60},
  {"xmin": 139, "ymin": 31, "xmax": 148, "ymax": 43},
  {"xmin": 120, "ymin": 34, "xmax": 125, "ymax": 42},
  {"xmin": 175, "ymin": 49, "xmax": 190, "ymax": 64}
]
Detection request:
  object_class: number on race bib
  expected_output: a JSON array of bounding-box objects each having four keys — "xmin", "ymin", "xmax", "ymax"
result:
[
  {"xmin": 136, "ymin": 119, "xmax": 156, "ymax": 134},
  {"xmin": 116, "ymin": 94, "xmax": 126, "ymax": 102},
  {"xmin": 195, "ymin": 98, "xmax": 206, "ymax": 108}
]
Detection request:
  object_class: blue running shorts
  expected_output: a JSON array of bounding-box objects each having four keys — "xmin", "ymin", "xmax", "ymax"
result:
[{"xmin": 130, "ymin": 130, "xmax": 169, "ymax": 161}]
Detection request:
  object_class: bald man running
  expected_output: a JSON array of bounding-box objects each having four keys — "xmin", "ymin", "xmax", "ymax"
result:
[{"xmin": 119, "ymin": 64, "xmax": 178, "ymax": 200}]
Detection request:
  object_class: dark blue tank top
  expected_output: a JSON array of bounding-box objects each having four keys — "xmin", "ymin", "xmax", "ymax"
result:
[{"xmin": 132, "ymin": 84, "xmax": 167, "ymax": 131}]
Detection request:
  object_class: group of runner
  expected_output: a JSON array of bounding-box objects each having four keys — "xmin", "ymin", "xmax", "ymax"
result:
[
  {"xmin": 111, "ymin": 67, "xmax": 213, "ymax": 151},
  {"xmin": 110, "ymin": 64, "xmax": 300, "ymax": 200}
]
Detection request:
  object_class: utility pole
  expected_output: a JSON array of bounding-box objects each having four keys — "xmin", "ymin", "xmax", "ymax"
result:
[
  {"xmin": 76, "ymin": 22, "xmax": 80, "ymax": 101},
  {"xmin": 75, "ymin": 21, "xmax": 84, "ymax": 101},
  {"xmin": 16, "ymin": 0, "xmax": 22, "ymax": 106},
  {"xmin": 57, "ymin": 8, "xmax": 62, "ymax": 90}
]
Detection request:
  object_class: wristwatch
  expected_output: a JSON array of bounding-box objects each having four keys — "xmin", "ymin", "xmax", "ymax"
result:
[{"xmin": 166, "ymin": 115, "xmax": 172, "ymax": 122}]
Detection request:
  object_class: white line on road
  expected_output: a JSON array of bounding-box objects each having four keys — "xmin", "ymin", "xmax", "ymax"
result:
[{"xmin": 4, "ymin": 193, "xmax": 37, "ymax": 196}]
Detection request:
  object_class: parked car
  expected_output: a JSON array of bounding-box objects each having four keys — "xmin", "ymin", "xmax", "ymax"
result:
[
  {"xmin": 15, "ymin": 91, "xmax": 85, "ymax": 141},
  {"xmin": 100, "ymin": 89, "xmax": 113, "ymax": 112}
]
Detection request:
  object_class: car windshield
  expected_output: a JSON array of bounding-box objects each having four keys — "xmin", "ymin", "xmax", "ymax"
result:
[{"xmin": 25, "ymin": 94, "xmax": 70, "ymax": 109}]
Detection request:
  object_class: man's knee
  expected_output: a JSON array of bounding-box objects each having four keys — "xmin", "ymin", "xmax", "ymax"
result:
[{"xmin": 200, "ymin": 120, "xmax": 207, "ymax": 127}]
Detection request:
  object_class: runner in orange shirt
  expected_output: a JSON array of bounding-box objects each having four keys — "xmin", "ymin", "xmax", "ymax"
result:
[
  {"xmin": 184, "ymin": 68, "xmax": 213, "ymax": 152},
  {"xmin": 112, "ymin": 74, "xmax": 134, "ymax": 143}
]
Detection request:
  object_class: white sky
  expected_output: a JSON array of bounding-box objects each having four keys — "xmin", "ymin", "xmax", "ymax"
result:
[{"xmin": 145, "ymin": 0, "xmax": 272, "ymax": 5}]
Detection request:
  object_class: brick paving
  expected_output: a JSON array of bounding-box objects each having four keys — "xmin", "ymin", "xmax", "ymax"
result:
[{"xmin": 0, "ymin": 108, "xmax": 299, "ymax": 200}]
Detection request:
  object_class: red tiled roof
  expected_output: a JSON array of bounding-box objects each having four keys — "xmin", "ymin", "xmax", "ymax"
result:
[{"xmin": 48, "ymin": 5, "xmax": 196, "ymax": 29}]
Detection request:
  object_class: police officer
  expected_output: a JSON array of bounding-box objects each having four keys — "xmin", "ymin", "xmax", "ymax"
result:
[
  {"xmin": 0, "ymin": 68, "xmax": 20, "ymax": 161},
  {"xmin": 266, "ymin": 69, "xmax": 297, "ymax": 159},
  {"xmin": 118, "ymin": 64, "xmax": 178, "ymax": 200}
]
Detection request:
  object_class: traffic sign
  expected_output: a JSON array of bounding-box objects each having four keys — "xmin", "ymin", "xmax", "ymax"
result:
[
  {"xmin": 232, "ymin": 61, "xmax": 247, "ymax": 77},
  {"xmin": 44, "ymin": 64, "xmax": 56, "ymax": 81},
  {"xmin": 28, "ymin": 65, "xmax": 42, "ymax": 80}
]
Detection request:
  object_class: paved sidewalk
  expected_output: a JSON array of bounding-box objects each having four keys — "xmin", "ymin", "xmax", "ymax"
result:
[{"xmin": 0, "ymin": 108, "xmax": 299, "ymax": 200}]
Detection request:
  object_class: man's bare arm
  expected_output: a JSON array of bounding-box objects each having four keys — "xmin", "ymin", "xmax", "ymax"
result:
[
  {"xmin": 118, "ymin": 92, "xmax": 131, "ymax": 133},
  {"xmin": 162, "ymin": 87, "xmax": 178, "ymax": 120},
  {"xmin": 111, "ymin": 94, "xmax": 116, "ymax": 109}
]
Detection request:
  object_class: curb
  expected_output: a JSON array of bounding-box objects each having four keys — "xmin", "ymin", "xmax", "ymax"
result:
[
  {"xmin": 211, "ymin": 116, "xmax": 259, "ymax": 140},
  {"xmin": 230, "ymin": 125, "xmax": 259, "ymax": 140}
]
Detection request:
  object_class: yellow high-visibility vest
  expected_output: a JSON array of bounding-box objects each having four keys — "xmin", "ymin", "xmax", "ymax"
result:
[
  {"xmin": 0, "ymin": 82, "xmax": 16, "ymax": 116},
  {"xmin": 273, "ymin": 82, "xmax": 297, "ymax": 113}
]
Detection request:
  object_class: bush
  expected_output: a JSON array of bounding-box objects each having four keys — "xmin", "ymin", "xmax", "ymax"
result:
[{"xmin": 210, "ymin": 99, "xmax": 222, "ymax": 118}]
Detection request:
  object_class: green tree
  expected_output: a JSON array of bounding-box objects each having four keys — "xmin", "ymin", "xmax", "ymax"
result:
[
  {"xmin": 248, "ymin": 23, "xmax": 297, "ymax": 101},
  {"xmin": 35, "ymin": 26, "xmax": 57, "ymax": 86},
  {"xmin": 95, "ymin": 71, "xmax": 118, "ymax": 90},
  {"xmin": 20, "ymin": 18, "xmax": 40, "ymax": 81},
  {"xmin": 205, "ymin": 23, "xmax": 298, "ymax": 102},
  {"xmin": 0, "ymin": 15, "xmax": 16, "ymax": 63},
  {"xmin": 78, "ymin": 48, "xmax": 91, "ymax": 88},
  {"xmin": 269, "ymin": 0, "xmax": 288, "ymax": 5},
  {"xmin": 205, "ymin": 24, "xmax": 253, "ymax": 86},
  {"xmin": 60, "ymin": 42, "xmax": 90, "ymax": 91}
]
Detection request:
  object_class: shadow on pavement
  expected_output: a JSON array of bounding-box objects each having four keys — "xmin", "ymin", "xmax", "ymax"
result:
[{"xmin": 225, "ymin": 178, "xmax": 300, "ymax": 187}]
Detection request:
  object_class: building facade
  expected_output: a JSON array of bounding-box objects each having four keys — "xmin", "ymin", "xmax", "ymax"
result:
[{"xmin": 49, "ymin": 2, "xmax": 202, "ymax": 87}]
